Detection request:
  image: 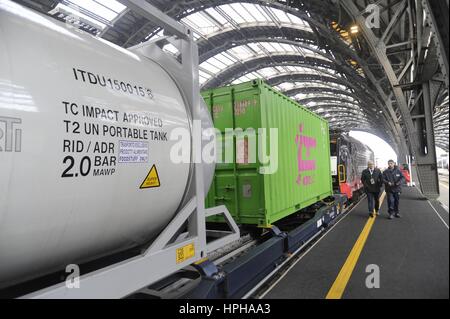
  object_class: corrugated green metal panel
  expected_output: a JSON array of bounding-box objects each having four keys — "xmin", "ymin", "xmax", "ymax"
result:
[
  {"xmin": 202, "ymin": 79, "xmax": 332, "ymax": 227},
  {"xmin": 259, "ymin": 81, "xmax": 332, "ymax": 224},
  {"xmin": 202, "ymin": 82, "xmax": 265, "ymax": 224}
]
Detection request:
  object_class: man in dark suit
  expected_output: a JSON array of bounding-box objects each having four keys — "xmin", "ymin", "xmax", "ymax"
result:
[
  {"xmin": 383, "ymin": 160, "xmax": 406, "ymax": 219},
  {"xmin": 361, "ymin": 161, "xmax": 383, "ymax": 217}
]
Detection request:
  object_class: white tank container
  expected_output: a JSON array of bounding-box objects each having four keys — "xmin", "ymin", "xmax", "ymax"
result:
[{"xmin": 0, "ymin": 0, "xmax": 212, "ymax": 288}]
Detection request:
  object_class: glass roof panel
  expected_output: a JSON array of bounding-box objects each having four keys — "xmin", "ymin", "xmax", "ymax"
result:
[
  {"xmin": 236, "ymin": 3, "xmax": 255, "ymax": 20},
  {"xmin": 229, "ymin": 45, "xmax": 254, "ymax": 60},
  {"xmin": 275, "ymin": 81, "xmax": 350, "ymax": 92},
  {"xmin": 288, "ymin": 14, "xmax": 310, "ymax": 28},
  {"xmin": 205, "ymin": 56, "xmax": 223, "ymax": 69},
  {"xmin": 273, "ymin": 9, "xmax": 292, "ymax": 24},
  {"xmin": 229, "ymin": 66, "xmax": 339, "ymax": 85},
  {"xmin": 293, "ymin": 92, "xmax": 356, "ymax": 101},
  {"xmin": 180, "ymin": 18, "xmax": 203, "ymax": 34},
  {"xmin": 52, "ymin": 3, "xmax": 107, "ymax": 29},
  {"xmin": 192, "ymin": 12, "xmax": 215, "ymax": 29},
  {"xmin": 177, "ymin": 3, "xmax": 313, "ymax": 40},
  {"xmin": 240, "ymin": 3, "xmax": 266, "ymax": 21},
  {"xmin": 49, "ymin": 0, "xmax": 127, "ymax": 33},
  {"xmin": 203, "ymin": 42, "xmax": 330, "ymax": 64},
  {"xmin": 204, "ymin": 8, "xmax": 228, "ymax": 25},
  {"xmin": 219, "ymin": 53, "xmax": 236, "ymax": 65},
  {"xmin": 257, "ymin": 68, "xmax": 280, "ymax": 77},
  {"xmin": 201, "ymin": 61, "xmax": 223, "ymax": 74},
  {"xmin": 277, "ymin": 82, "xmax": 296, "ymax": 91},
  {"xmin": 182, "ymin": 11, "xmax": 219, "ymax": 36},
  {"xmin": 94, "ymin": 0, "xmax": 126, "ymax": 13},
  {"xmin": 225, "ymin": 3, "xmax": 247, "ymax": 24},
  {"xmin": 63, "ymin": 0, "xmax": 125, "ymax": 21}
]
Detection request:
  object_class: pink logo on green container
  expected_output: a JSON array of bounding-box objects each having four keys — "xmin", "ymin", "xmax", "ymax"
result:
[{"xmin": 295, "ymin": 124, "xmax": 316, "ymax": 186}]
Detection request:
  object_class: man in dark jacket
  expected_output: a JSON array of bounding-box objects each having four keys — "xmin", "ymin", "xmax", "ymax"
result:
[
  {"xmin": 361, "ymin": 161, "xmax": 383, "ymax": 217},
  {"xmin": 383, "ymin": 160, "xmax": 406, "ymax": 219}
]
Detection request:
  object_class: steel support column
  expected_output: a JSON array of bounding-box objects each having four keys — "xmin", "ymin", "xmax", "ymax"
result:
[{"xmin": 341, "ymin": 0, "xmax": 444, "ymax": 198}]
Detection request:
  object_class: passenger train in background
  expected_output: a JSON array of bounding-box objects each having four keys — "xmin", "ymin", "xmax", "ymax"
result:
[{"xmin": 330, "ymin": 133, "xmax": 375, "ymax": 201}]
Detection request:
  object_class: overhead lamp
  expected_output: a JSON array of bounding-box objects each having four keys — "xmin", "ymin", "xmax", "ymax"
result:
[{"xmin": 350, "ymin": 25, "xmax": 359, "ymax": 34}]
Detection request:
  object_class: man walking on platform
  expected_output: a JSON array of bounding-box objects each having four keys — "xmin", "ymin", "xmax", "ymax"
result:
[
  {"xmin": 361, "ymin": 161, "xmax": 383, "ymax": 217},
  {"xmin": 383, "ymin": 160, "xmax": 406, "ymax": 219}
]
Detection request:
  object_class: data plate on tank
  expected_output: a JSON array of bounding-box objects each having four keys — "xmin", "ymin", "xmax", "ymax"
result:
[{"xmin": 176, "ymin": 243, "xmax": 195, "ymax": 264}]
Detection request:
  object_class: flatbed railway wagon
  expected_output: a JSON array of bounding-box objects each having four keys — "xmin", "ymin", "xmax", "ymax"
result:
[{"xmin": 202, "ymin": 79, "xmax": 333, "ymax": 227}]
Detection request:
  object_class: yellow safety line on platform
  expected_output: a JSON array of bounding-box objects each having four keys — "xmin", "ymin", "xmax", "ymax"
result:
[{"xmin": 326, "ymin": 191, "xmax": 386, "ymax": 299}]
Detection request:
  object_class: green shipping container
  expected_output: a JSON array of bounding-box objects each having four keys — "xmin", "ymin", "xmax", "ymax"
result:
[{"xmin": 202, "ymin": 79, "xmax": 332, "ymax": 227}]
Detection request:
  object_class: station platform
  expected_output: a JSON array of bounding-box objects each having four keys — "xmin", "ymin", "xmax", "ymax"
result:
[
  {"xmin": 438, "ymin": 172, "xmax": 449, "ymax": 210},
  {"xmin": 262, "ymin": 186, "xmax": 449, "ymax": 299}
]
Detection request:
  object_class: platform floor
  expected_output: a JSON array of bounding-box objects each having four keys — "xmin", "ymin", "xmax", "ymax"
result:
[
  {"xmin": 263, "ymin": 186, "xmax": 449, "ymax": 299},
  {"xmin": 438, "ymin": 173, "xmax": 449, "ymax": 210}
]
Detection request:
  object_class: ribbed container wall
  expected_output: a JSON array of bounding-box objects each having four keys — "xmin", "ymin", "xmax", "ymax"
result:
[{"xmin": 202, "ymin": 79, "xmax": 332, "ymax": 227}]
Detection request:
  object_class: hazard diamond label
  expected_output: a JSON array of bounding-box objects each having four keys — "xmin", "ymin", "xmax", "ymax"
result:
[{"xmin": 140, "ymin": 164, "xmax": 161, "ymax": 189}]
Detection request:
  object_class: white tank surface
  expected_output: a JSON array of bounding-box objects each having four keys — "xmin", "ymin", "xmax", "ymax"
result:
[{"xmin": 0, "ymin": 0, "xmax": 213, "ymax": 288}]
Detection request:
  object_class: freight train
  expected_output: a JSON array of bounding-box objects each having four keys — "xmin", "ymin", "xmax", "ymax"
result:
[{"xmin": 0, "ymin": 0, "xmax": 371, "ymax": 298}]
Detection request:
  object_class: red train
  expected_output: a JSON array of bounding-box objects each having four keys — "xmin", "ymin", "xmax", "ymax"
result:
[
  {"xmin": 330, "ymin": 134, "xmax": 375, "ymax": 200},
  {"xmin": 400, "ymin": 164, "xmax": 411, "ymax": 184}
]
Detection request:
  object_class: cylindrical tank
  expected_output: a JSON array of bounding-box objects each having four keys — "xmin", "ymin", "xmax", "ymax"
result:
[{"xmin": 0, "ymin": 0, "xmax": 213, "ymax": 288}]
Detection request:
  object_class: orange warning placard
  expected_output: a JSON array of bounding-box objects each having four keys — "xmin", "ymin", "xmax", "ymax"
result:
[{"xmin": 140, "ymin": 165, "xmax": 160, "ymax": 189}]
